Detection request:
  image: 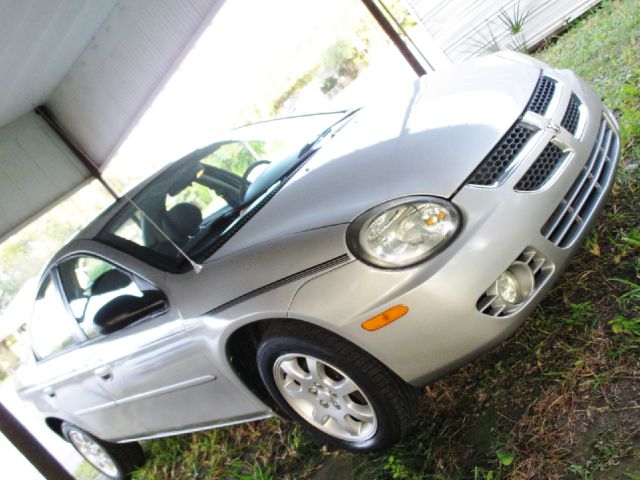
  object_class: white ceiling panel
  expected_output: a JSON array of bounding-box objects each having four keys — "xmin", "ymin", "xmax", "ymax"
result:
[
  {"xmin": 0, "ymin": 0, "xmax": 117, "ymax": 128},
  {"xmin": 47, "ymin": 0, "xmax": 225, "ymax": 169},
  {"xmin": 0, "ymin": 0, "xmax": 223, "ymax": 241},
  {"xmin": 0, "ymin": 112, "xmax": 90, "ymax": 242}
]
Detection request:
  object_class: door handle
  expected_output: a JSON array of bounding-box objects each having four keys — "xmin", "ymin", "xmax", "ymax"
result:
[
  {"xmin": 43, "ymin": 387, "xmax": 56, "ymax": 398},
  {"xmin": 94, "ymin": 366, "xmax": 114, "ymax": 382}
]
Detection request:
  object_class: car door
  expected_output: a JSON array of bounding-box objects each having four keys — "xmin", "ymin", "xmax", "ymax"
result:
[
  {"xmin": 57, "ymin": 254, "xmax": 255, "ymax": 438},
  {"xmin": 24, "ymin": 273, "xmax": 136, "ymax": 439}
]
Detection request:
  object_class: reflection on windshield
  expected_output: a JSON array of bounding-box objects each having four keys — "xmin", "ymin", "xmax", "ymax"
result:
[{"xmin": 98, "ymin": 112, "xmax": 350, "ymax": 271}]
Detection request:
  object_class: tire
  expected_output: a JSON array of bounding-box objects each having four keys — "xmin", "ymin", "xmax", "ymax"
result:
[
  {"xmin": 256, "ymin": 321, "xmax": 417, "ymax": 452},
  {"xmin": 61, "ymin": 422, "xmax": 145, "ymax": 480}
]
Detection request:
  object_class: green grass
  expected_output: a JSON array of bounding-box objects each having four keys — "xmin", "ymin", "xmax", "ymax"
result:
[
  {"xmin": 75, "ymin": 460, "xmax": 104, "ymax": 479},
  {"xmin": 133, "ymin": 1, "xmax": 640, "ymax": 478},
  {"xmin": 538, "ymin": 0, "xmax": 640, "ymax": 163}
]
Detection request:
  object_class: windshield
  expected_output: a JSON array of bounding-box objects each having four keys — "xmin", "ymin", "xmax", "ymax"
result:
[{"xmin": 97, "ymin": 112, "xmax": 350, "ymax": 271}]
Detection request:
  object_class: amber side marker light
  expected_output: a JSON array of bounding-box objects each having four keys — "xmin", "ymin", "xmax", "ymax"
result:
[{"xmin": 361, "ymin": 305, "xmax": 409, "ymax": 331}]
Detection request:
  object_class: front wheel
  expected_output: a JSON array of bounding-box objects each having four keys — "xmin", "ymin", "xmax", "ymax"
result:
[
  {"xmin": 256, "ymin": 322, "xmax": 417, "ymax": 452},
  {"xmin": 61, "ymin": 422, "xmax": 144, "ymax": 479}
]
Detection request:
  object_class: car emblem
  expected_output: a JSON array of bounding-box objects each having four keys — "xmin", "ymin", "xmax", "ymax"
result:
[{"xmin": 546, "ymin": 121, "xmax": 561, "ymax": 133}]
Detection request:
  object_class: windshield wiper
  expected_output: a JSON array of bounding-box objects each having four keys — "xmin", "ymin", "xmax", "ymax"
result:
[
  {"xmin": 191, "ymin": 183, "xmax": 277, "ymax": 254},
  {"xmin": 297, "ymin": 109, "xmax": 360, "ymax": 159}
]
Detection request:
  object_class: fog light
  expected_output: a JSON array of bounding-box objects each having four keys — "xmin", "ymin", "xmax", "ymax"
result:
[{"xmin": 496, "ymin": 271, "xmax": 521, "ymax": 304}]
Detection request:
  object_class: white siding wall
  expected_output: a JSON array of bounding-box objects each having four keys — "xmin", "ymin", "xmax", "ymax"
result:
[{"xmin": 406, "ymin": 0, "xmax": 601, "ymax": 63}]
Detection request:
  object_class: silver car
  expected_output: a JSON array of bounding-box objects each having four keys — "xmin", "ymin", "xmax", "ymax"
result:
[{"xmin": 16, "ymin": 51, "xmax": 619, "ymax": 479}]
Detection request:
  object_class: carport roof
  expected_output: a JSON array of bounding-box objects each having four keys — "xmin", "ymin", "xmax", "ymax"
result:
[
  {"xmin": 0, "ymin": 0, "xmax": 224, "ymax": 242},
  {"xmin": 0, "ymin": 0, "xmax": 115, "ymax": 129}
]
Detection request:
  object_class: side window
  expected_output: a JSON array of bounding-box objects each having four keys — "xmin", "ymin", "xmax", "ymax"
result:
[
  {"xmin": 112, "ymin": 212, "xmax": 145, "ymax": 246},
  {"xmin": 30, "ymin": 275, "xmax": 78, "ymax": 360},
  {"xmin": 57, "ymin": 256, "xmax": 160, "ymax": 339}
]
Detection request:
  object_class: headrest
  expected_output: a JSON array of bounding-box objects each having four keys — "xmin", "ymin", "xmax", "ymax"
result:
[
  {"xmin": 91, "ymin": 269, "xmax": 131, "ymax": 296},
  {"xmin": 163, "ymin": 203, "xmax": 202, "ymax": 240}
]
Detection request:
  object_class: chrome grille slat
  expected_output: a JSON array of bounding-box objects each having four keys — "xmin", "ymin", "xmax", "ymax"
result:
[
  {"xmin": 531, "ymin": 258, "xmax": 545, "ymax": 275},
  {"xmin": 542, "ymin": 119, "xmax": 607, "ymax": 236},
  {"xmin": 494, "ymin": 305, "xmax": 506, "ymax": 316},
  {"xmin": 477, "ymin": 295, "xmax": 495, "ymax": 313},
  {"xmin": 542, "ymin": 116, "xmax": 617, "ymax": 247},
  {"xmin": 548, "ymin": 128, "xmax": 612, "ymax": 244}
]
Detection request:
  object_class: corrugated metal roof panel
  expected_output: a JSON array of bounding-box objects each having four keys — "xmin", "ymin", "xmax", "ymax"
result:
[
  {"xmin": 0, "ymin": 112, "xmax": 90, "ymax": 242},
  {"xmin": 47, "ymin": 0, "xmax": 225, "ymax": 169},
  {"xmin": 0, "ymin": 0, "xmax": 116, "ymax": 128},
  {"xmin": 0, "ymin": 0, "xmax": 223, "ymax": 241}
]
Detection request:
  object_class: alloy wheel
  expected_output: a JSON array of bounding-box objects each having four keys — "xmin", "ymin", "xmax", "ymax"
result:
[{"xmin": 272, "ymin": 353, "xmax": 377, "ymax": 441}]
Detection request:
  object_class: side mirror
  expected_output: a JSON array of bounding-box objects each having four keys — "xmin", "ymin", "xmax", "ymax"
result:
[{"xmin": 94, "ymin": 291, "xmax": 167, "ymax": 334}]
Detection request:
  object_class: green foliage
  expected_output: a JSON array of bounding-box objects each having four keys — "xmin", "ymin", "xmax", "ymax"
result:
[
  {"xmin": 474, "ymin": 466, "xmax": 496, "ymax": 480},
  {"xmin": 568, "ymin": 462, "xmax": 590, "ymax": 478},
  {"xmin": 496, "ymin": 449, "xmax": 515, "ymax": 466},
  {"xmin": 320, "ymin": 76, "xmax": 338, "ymax": 94},
  {"xmin": 565, "ymin": 433, "xmax": 640, "ymax": 478},
  {"xmin": 619, "ymin": 84, "xmax": 640, "ymax": 154},
  {"xmin": 80, "ymin": 259, "xmax": 113, "ymax": 289},
  {"xmin": 167, "ymin": 182, "xmax": 214, "ymax": 213},
  {"xmin": 467, "ymin": 1, "xmax": 531, "ymax": 56},
  {"xmin": 608, "ymin": 274, "xmax": 640, "ymax": 340},
  {"xmin": 75, "ymin": 461, "xmax": 103, "ymax": 480},
  {"xmin": 270, "ymin": 66, "xmax": 320, "ymax": 116},
  {"xmin": 379, "ymin": 0, "xmax": 418, "ymax": 31},
  {"xmin": 612, "ymin": 277, "xmax": 640, "ymax": 305},
  {"xmin": 383, "ymin": 455, "xmax": 421, "ymax": 480},
  {"xmin": 228, "ymin": 462, "xmax": 274, "ymax": 480},
  {"xmin": 564, "ymin": 301, "xmax": 595, "ymax": 329},
  {"xmin": 497, "ymin": 2, "xmax": 530, "ymax": 34},
  {"xmin": 323, "ymin": 39, "xmax": 362, "ymax": 79},
  {"xmin": 467, "ymin": 24, "xmax": 502, "ymax": 56},
  {"xmin": 537, "ymin": 0, "xmax": 640, "ymax": 161},
  {"xmin": 204, "ymin": 142, "xmax": 258, "ymax": 176},
  {"xmin": 0, "ymin": 181, "xmax": 113, "ymax": 313}
]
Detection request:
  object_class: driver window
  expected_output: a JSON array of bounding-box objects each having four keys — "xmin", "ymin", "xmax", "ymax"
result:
[{"xmin": 58, "ymin": 256, "xmax": 143, "ymax": 339}]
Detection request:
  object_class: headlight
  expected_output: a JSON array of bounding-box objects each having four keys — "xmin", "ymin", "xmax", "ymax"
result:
[{"xmin": 347, "ymin": 196, "xmax": 461, "ymax": 268}]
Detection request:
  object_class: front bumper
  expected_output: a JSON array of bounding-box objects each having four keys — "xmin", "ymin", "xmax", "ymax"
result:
[{"xmin": 289, "ymin": 68, "xmax": 620, "ymax": 387}]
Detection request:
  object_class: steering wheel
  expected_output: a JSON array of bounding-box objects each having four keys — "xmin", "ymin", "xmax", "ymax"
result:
[{"xmin": 239, "ymin": 160, "xmax": 271, "ymax": 201}]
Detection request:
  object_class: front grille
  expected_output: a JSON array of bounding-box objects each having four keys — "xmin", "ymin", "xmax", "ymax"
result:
[
  {"xmin": 542, "ymin": 116, "xmax": 618, "ymax": 247},
  {"xmin": 515, "ymin": 143, "xmax": 566, "ymax": 191},
  {"xmin": 561, "ymin": 94, "xmax": 581, "ymax": 135},
  {"xmin": 527, "ymin": 76, "xmax": 556, "ymax": 115},
  {"xmin": 467, "ymin": 124, "xmax": 534, "ymax": 186}
]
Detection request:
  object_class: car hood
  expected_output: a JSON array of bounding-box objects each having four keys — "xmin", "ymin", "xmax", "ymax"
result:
[{"xmin": 215, "ymin": 53, "xmax": 541, "ymax": 258}]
